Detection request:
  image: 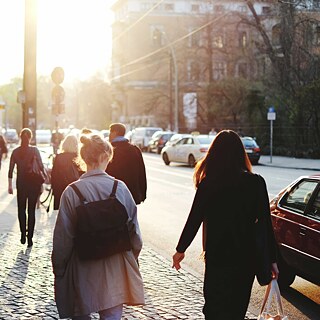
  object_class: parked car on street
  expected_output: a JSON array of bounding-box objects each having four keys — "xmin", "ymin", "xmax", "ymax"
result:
[
  {"xmin": 130, "ymin": 126, "xmax": 162, "ymax": 151},
  {"xmin": 161, "ymin": 133, "xmax": 215, "ymax": 167},
  {"xmin": 165, "ymin": 133, "xmax": 189, "ymax": 146},
  {"xmin": 3, "ymin": 128, "xmax": 19, "ymax": 144},
  {"xmin": 36, "ymin": 129, "xmax": 52, "ymax": 145},
  {"xmin": 241, "ymin": 136, "xmax": 261, "ymax": 164},
  {"xmin": 100, "ymin": 129, "xmax": 110, "ymax": 140},
  {"xmin": 269, "ymin": 174, "xmax": 320, "ymax": 288},
  {"xmin": 147, "ymin": 131, "xmax": 176, "ymax": 154}
]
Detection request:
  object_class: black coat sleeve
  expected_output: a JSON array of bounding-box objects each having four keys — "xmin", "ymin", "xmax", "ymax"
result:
[
  {"xmin": 176, "ymin": 182, "xmax": 206, "ymax": 253},
  {"xmin": 256, "ymin": 175, "xmax": 278, "ymax": 263}
]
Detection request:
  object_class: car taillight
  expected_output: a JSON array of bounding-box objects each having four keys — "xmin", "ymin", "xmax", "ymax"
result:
[
  {"xmin": 159, "ymin": 138, "xmax": 164, "ymax": 145},
  {"xmin": 253, "ymin": 147, "xmax": 260, "ymax": 152},
  {"xmin": 200, "ymin": 148, "xmax": 207, "ymax": 153}
]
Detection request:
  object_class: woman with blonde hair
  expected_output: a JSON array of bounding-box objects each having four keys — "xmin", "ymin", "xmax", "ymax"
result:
[
  {"xmin": 52, "ymin": 133, "xmax": 145, "ymax": 319},
  {"xmin": 51, "ymin": 134, "xmax": 83, "ymax": 210},
  {"xmin": 172, "ymin": 129, "xmax": 278, "ymax": 320}
]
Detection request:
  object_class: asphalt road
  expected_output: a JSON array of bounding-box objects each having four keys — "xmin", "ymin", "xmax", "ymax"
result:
[{"xmin": 139, "ymin": 153, "xmax": 320, "ymax": 320}]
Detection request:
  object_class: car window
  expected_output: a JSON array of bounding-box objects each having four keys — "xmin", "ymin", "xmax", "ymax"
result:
[
  {"xmin": 146, "ymin": 129, "xmax": 159, "ymax": 137},
  {"xmin": 197, "ymin": 136, "xmax": 214, "ymax": 144},
  {"xmin": 185, "ymin": 138, "xmax": 193, "ymax": 144},
  {"xmin": 152, "ymin": 132, "xmax": 162, "ymax": 139},
  {"xmin": 242, "ymin": 139, "xmax": 258, "ymax": 148},
  {"xmin": 308, "ymin": 188, "xmax": 320, "ymax": 220},
  {"xmin": 176, "ymin": 138, "xmax": 187, "ymax": 145},
  {"xmin": 280, "ymin": 180, "xmax": 318, "ymax": 214}
]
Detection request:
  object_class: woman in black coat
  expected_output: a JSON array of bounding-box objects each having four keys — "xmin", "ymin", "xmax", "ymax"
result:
[
  {"xmin": 51, "ymin": 134, "xmax": 83, "ymax": 210},
  {"xmin": 172, "ymin": 130, "xmax": 279, "ymax": 320}
]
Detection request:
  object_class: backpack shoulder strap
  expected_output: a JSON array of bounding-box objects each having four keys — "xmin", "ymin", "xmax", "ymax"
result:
[
  {"xmin": 71, "ymin": 178, "xmax": 118, "ymax": 202},
  {"xmin": 70, "ymin": 183, "xmax": 87, "ymax": 203},
  {"xmin": 110, "ymin": 179, "xmax": 118, "ymax": 198}
]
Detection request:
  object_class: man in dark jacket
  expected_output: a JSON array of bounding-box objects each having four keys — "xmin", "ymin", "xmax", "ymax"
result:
[{"xmin": 106, "ymin": 123, "xmax": 147, "ymax": 204}]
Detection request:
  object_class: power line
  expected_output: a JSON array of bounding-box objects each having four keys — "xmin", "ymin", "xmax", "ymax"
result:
[
  {"xmin": 110, "ymin": 12, "xmax": 230, "ymax": 82},
  {"xmin": 112, "ymin": 0, "xmax": 166, "ymax": 43},
  {"xmin": 112, "ymin": 55, "xmax": 171, "ymax": 81}
]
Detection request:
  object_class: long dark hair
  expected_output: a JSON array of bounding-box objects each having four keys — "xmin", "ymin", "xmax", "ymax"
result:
[
  {"xmin": 20, "ymin": 128, "xmax": 32, "ymax": 147},
  {"xmin": 194, "ymin": 130, "xmax": 252, "ymax": 188}
]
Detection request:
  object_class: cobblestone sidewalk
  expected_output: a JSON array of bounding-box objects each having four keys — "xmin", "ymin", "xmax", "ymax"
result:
[{"xmin": 0, "ymin": 229, "xmax": 256, "ymax": 319}]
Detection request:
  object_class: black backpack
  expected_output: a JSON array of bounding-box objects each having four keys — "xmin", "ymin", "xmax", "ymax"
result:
[{"xmin": 70, "ymin": 179, "xmax": 132, "ymax": 260}]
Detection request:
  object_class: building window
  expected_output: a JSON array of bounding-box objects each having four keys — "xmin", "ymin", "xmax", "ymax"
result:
[
  {"xmin": 152, "ymin": 27, "xmax": 164, "ymax": 46},
  {"xmin": 272, "ymin": 24, "xmax": 281, "ymax": 46},
  {"xmin": 141, "ymin": 3, "xmax": 151, "ymax": 11},
  {"xmin": 188, "ymin": 61, "xmax": 200, "ymax": 81},
  {"xmin": 191, "ymin": 4, "xmax": 200, "ymax": 12},
  {"xmin": 239, "ymin": 31, "xmax": 248, "ymax": 48},
  {"xmin": 213, "ymin": 62, "xmax": 226, "ymax": 80},
  {"xmin": 313, "ymin": 0, "xmax": 320, "ymax": 9},
  {"xmin": 164, "ymin": 3, "xmax": 174, "ymax": 11},
  {"xmin": 213, "ymin": 35, "xmax": 224, "ymax": 48},
  {"xmin": 314, "ymin": 26, "xmax": 320, "ymax": 46},
  {"xmin": 258, "ymin": 58, "xmax": 266, "ymax": 76},
  {"xmin": 188, "ymin": 29, "xmax": 200, "ymax": 47},
  {"xmin": 262, "ymin": 6, "xmax": 271, "ymax": 15},
  {"xmin": 214, "ymin": 5, "xmax": 224, "ymax": 13},
  {"xmin": 238, "ymin": 62, "xmax": 248, "ymax": 78},
  {"xmin": 239, "ymin": 5, "xmax": 247, "ymax": 13}
]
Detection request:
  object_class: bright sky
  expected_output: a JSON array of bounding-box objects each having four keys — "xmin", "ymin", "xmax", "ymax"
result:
[{"xmin": 0, "ymin": 0, "xmax": 113, "ymax": 85}]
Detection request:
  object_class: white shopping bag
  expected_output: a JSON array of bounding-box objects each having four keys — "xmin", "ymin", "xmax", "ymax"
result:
[{"xmin": 257, "ymin": 279, "xmax": 289, "ymax": 320}]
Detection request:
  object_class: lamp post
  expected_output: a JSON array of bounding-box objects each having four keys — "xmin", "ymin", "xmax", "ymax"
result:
[
  {"xmin": 23, "ymin": 0, "xmax": 37, "ymax": 142},
  {"xmin": 158, "ymin": 29, "xmax": 179, "ymax": 132}
]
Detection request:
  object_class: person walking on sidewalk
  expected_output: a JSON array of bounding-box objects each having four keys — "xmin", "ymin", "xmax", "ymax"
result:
[
  {"xmin": 8, "ymin": 128, "xmax": 45, "ymax": 247},
  {"xmin": 52, "ymin": 133, "xmax": 145, "ymax": 319},
  {"xmin": 0, "ymin": 134, "xmax": 8, "ymax": 170},
  {"xmin": 51, "ymin": 134, "xmax": 83, "ymax": 210},
  {"xmin": 172, "ymin": 129, "xmax": 279, "ymax": 320},
  {"xmin": 106, "ymin": 123, "xmax": 147, "ymax": 205}
]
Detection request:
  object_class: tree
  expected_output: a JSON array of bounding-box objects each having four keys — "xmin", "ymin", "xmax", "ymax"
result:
[{"xmin": 243, "ymin": 0, "xmax": 320, "ymax": 156}]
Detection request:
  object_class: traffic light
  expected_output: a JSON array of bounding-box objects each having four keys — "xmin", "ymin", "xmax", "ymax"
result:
[{"xmin": 51, "ymin": 67, "xmax": 65, "ymax": 115}]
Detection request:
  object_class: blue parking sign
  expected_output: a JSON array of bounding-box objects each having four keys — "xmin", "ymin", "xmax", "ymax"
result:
[{"xmin": 268, "ymin": 106, "xmax": 275, "ymax": 113}]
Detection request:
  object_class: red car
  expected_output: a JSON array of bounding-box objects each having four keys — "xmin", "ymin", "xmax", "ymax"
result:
[{"xmin": 269, "ymin": 174, "xmax": 320, "ymax": 288}]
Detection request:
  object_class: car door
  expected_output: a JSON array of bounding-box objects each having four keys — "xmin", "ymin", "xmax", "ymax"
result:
[
  {"xmin": 274, "ymin": 179, "xmax": 319, "ymax": 271},
  {"xmin": 172, "ymin": 138, "xmax": 187, "ymax": 162},
  {"xmin": 303, "ymin": 185, "xmax": 320, "ymax": 282},
  {"xmin": 176, "ymin": 137, "xmax": 193, "ymax": 163},
  {"xmin": 169, "ymin": 138, "xmax": 185, "ymax": 162}
]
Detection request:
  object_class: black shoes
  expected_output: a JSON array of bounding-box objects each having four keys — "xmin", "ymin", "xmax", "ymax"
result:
[
  {"xmin": 20, "ymin": 234, "xmax": 26, "ymax": 244},
  {"xmin": 27, "ymin": 239, "xmax": 33, "ymax": 247}
]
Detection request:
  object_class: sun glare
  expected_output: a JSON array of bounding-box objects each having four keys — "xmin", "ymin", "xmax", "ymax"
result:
[{"xmin": 0, "ymin": 0, "xmax": 112, "ymax": 84}]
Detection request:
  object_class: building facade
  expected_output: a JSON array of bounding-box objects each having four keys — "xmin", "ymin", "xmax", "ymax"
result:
[{"xmin": 110, "ymin": 0, "xmax": 319, "ymax": 132}]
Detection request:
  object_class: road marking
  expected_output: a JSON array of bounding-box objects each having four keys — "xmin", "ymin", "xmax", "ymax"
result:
[
  {"xmin": 148, "ymin": 176, "xmax": 194, "ymax": 190},
  {"xmin": 147, "ymin": 166, "xmax": 193, "ymax": 179}
]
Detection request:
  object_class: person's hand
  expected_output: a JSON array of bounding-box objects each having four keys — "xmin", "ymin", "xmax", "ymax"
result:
[
  {"xmin": 172, "ymin": 251, "xmax": 185, "ymax": 271},
  {"xmin": 271, "ymin": 262, "xmax": 279, "ymax": 279},
  {"xmin": 8, "ymin": 186, "xmax": 13, "ymax": 194}
]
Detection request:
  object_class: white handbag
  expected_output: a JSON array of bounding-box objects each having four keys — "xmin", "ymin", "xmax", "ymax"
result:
[{"xmin": 257, "ymin": 279, "xmax": 289, "ymax": 320}]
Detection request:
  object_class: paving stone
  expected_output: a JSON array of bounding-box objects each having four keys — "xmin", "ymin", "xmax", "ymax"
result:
[{"xmin": 0, "ymin": 230, "xmax": 257, "ymax": 319}]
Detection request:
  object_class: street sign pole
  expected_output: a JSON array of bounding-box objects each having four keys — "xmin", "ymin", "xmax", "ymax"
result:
[
  {"xmin": 267, "ymin": 107, "xmax": 276, "ymax": 164},
  {"xmin": 270, "ymin": 119, "xmax": 273, "ymax": 163}
]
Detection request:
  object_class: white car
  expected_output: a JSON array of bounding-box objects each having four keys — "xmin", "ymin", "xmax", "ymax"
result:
[
  {"xmin": 36, "ymin": 129, "xmax": 52, "ymax": 145},
  {"xmin": 161, "ymin": 134, "xmax": 215, "ymax": 167},
  {"xmin": 130, "ymin": 127, "xmax": 162, "ymax": 151}
]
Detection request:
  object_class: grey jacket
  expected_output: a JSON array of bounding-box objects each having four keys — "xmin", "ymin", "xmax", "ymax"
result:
[{"xmin": 52, "ymin": 169, "xmax": 145, "ymax": 318}]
